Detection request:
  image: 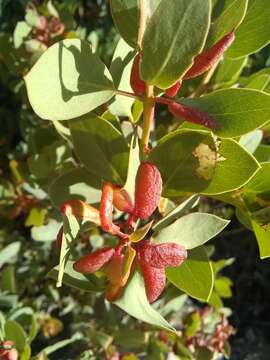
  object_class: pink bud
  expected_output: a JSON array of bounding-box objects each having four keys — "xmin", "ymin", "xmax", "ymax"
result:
[
  {"xmin": 134, "ymin": 162, "xmax": 162, "ymax": 220},
  {"xmin": 184, "ymin": 31, "xmax": 235, "ymax": 80},
  {"xmin": 73, "ymin": 247, "xmax": 115, "ymax": 274},
  {"xmin": 165, "ymin": 80, "xmax": 182, "ymax": 97},
  {"xmin": 168, "ymin": 101, "xmax": 218, "ymax": 129}
]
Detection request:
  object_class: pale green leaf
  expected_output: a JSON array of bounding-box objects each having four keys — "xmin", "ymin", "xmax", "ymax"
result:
[
  {"xmin": 110, "ymin": 0, "xmax": 163, "ymax": 48},
  {"xmin": 154, "ymin": 213, "xmax": 229, "ymax": 249},
  {"xmin": 227, "ymin": 0, "xmax": 270, "ymax": 58},
  {"xmin": 245, "ymin": 74, "xmax": 270, "ymax": 91},
  {"xmin": 166, "ymin": 247, "xmax": 214, "ymax": 301},
  {"xmin": 215, "ymin": 55, "xmax": 247, "ymax": 85},
  {"xmin": 129, "ymin": 221, "xmax": 153, "ymax": 243},
  {"xmin": 207, "ymin": 0, "xmax": 248, "ymax": 47},
  {"xmin": 109, "ymin": 39, "xmax": 135, "ymax": 119},
  {"xmin": 123, "ymin": 133, "xmax": 141, "ymax": 203},
  {"xmin": 115, "ymin": 271, "xmax": 175, "ymax": 332},
  {"xmin": 70, "ymin": 113, "xmax": 129, "ymax": 183},
  {"xmin": 149, "ymin": 129, "xmax": 260, "ymax": 196},
  {"xmin": 24, "ymin": 39, "xmax": 115, "ymax": 120},
  {"xmin": 13, "ymin": 21, "xmax": 31, "ymax": 48},
  {"xmin": 0, "ymin": 242, "xmax": 21, "ymax": 268},
  {"xmin": 141, "ymin": 0, "xmax": 211, "ymax": 88},
  {"xmin": 49, "ymin": 167, "xmax": 102, "ymax": 208},
  {"xmin": 153, "ymin": 195, "xmax": 200, "ymax": 232},
  {"xmin": 254, "ymin": 145, "xmax": 270, "ymax": 162},
  {"xmin": 110, "ymin": 0, "xmax": 139, "ymax": 48},
  {"xmin": 239, "ymin": 130, "xmax": 263, "ymax": 154},
  {"xmin": 5, "ymin": 320, "xmax": 27, "ymax": 353},
  {"xmin": 252, "ymin": 220, "xmax": 270, "ymax": 259},
  {"xmin": 181, "ymin": 89, "xmax": 270, "ymax": 138}
]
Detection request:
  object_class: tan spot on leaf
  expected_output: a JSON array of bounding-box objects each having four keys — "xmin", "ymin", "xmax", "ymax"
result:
[{"xmin": 192, "ymin": 143, "xmax": 225, "ymax": 181}]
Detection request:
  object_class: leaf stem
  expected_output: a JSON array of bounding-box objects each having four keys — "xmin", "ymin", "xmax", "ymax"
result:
[
  {"xmin": 116, "ymin": 89, "xmax": 140, "ymax": 100},
  {"xmin": 141, "ymin": 85, "xmax": 155, "ymax": 152}
]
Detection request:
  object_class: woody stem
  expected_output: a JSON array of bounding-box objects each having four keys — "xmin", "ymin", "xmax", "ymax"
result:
[{"xmin": 141, "ymin": 85, "xmax": 155, "ymax": 152}]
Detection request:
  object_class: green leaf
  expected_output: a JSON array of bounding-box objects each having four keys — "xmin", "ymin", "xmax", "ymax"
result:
[
  {"xmin": 239, "ymin": 67, "xmax": 270, "ymax": 86},
  {"xmin": 196, "ymin": 347, "xmax": 215, "ymax": 360},
  {"xmin": 49, "ymin": 167, "xmax": 102, "ymax": 208},
  {"xmin": 123, "ymin": 133, "xmax": 140, "ymax": 203},
  {"xmin": 20, "ymin": 344, "xmax": 31, "ymax": 360},
  {"xmin": 244, "ymin": 163, "xmax": 270, "ymax": 194},
  {"xmin": 184, "ymin": 311, "xmax": 201, "ymax": 337},
  {"xmin": 28, "ymin": 140, "xmax": 71, "ymax": 179},
  {"xmin": 70, "ymin": 113, "xmax": 129, "ymax": 183},
  {"xmin": 109, "ymin": 39, "xmax": 135, "ymax": 119},
  {"xmin": 13, "ymin": 21, "xmax": 31, "ymax": 48},
  {"xmin": 239, "ymin": 130, "xmax": 263, "ymax": 154},
  {"xmin": 129, "ymin": 221, "xmax": 153, "ymax": 243},
  {"xmin": 214, "ymin": 277, "xmax": 233, "ymax": 298},
  {"xmin": 38, "ymin": 333, "xmax": 82, "ymax": 356},
  {"xmin": 110, "ymin": 0, "xmax": 139, "ymax": 48},
  {"xmin": 215, "ymin": 55, "xmax": 247, "ymax": 85},
  {"xmin": 48, "ymin": 260, "xmax": 105, "ymax": 292},
  {"xmin": 226, "ymin": 0, "xmax": 270, "ymax": 58},
  {"xmin": 114, "ymin": 328, "xmax": 147, "ymax": 349},
  {"xmin": 31, "ymin": 220, "xmax": 62, "ymax": 242},
  {"xmin": 252, "ymin": 220, "xmax": 270, "ymax": 259},
  {"xmin": 140, "ymin": 0, "xmax": 211, "ymax": 88},
  {"xmin": 208, "ymin": 290, "xmax": 223, "ymax": 309},
  {"xmin": 110, "ymin": 0, "xmax": 163, "ymax": 48},
  {"xmin": 24, "ymin": 39, "xmax": 115, "ymax": 121},
  {"xmin": 254, "ymin": 145, "xmax": 270, "ymax": 162},
  {"xmin": 245, "ymin": 74, "xmax": 270, "ymax": 91},
  {"xmin": 153, "ymin": 195, "xmax": 200, "ymax": 232},
  {"xmin": 0, "ymin": 242, "xmax": 21, "ymax": 268},
  {"xmin": 87, "ymin": 329, "xmax": 113, "ymax": 349},
  {"xmin": 5, "ymin": 320, "xmax": 27, "ymax": 353},
  {"xmin": 56, "ymin": 213, "xmax": 80, "ymax": 288},
  {"xmin": 154, "ymin": 213, "xmax": 229, "ymax": 249},
  {"xmin": 181, "ymin": 89, "xmax": 270, "ymax": 138},
  {"xmin": 149, "ymin": 129, "xmax": 260, "ymax": 196},
  {"xmin": 207, "ymin": 0, "xmax": 248, "ymax": 47},
  {"xmin": 0, "ymin": 266, "xmax": 16, "ymax": 293},
  {"xmin": 25, "ymin": 208, "xmax": 47, "ymax": 227},
  {"xmin": 25, "ymin": 8, "xmax": 40, "ymax": 27},
  {"xmin": 166, "ymin": 246, "xmax": 214, "ymax": 301},
  {"xmin": 115, "ymin": 271, "xmax": 175, "ymax": 332}
]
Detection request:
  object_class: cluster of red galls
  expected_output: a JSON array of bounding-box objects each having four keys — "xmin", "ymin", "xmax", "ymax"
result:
[{"xmin": 59, "ymin": 162, "xmax": 187, "ymax": 303}]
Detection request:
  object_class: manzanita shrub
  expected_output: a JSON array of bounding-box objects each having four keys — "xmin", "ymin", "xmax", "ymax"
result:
[{"xmin": 16, "ymin": 0, "xmax": 270, "ymax": 356}]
